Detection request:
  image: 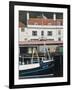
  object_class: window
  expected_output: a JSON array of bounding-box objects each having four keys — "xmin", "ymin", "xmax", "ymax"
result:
[
  {"xmin": 21, "ymin": 27, "xmax": 24, "ymax": 32},
  {"xmin": 57, "ymin": 21, "xmax": 63, "ymax": 25},
  {"xmin": 58, "ymin": 30, "xmax": 61, "ymax": 35},
  {"xmin": 41, "ymin": 31, "xmax": 44, "ymax": 36},
  {"xmin": 32, "ymin": 31, "xmax": 37, "ymax": 36},
  {"xmin": 47, "ymin": 31, "xmax": 52, "ymax": 36},
  {"xmin": 57, "ymin": 21, "xmax": 61, "ymax": 25},
  {"xmin": 58, "ymin": 37, "xmax": 61, "ymax": 41},
  {"xmin": 34, "ymin": 23, "xmax": 38, "ymax": 25}
]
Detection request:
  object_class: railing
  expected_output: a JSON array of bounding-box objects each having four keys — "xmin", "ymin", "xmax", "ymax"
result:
[{"xmin": 19, "ymin": 56, "xmax": 53, "ymax": 65}]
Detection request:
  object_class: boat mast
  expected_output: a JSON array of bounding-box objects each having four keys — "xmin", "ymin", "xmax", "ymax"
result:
[
  {"xmin": 47, "ymin": 48, "xmax": 51, "ymax": 60},
  {"xmin": 31, "ymin": 47, "xmax": 39, "ymax": 64},
  {"xmin": 44, "ymin": 41, "xmax": 46, "ymax": 60},
  {"xmin": 44, "ymin": 41, "xmax": 51, "ymax": 60}
]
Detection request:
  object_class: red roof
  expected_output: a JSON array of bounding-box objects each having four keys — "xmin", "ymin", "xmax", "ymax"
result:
[
  {"xmin": 28, "ymin": 18, "xmax": 63, "ymax": 25},
  {"xmin": 19, "ymin": 22, "xmax": 25, "ymax": 28}
]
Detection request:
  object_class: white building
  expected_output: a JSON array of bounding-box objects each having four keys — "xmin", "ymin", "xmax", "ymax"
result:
[{"xmin": 19, "ymin": 13, "xmax": 63, "ymax": 42}]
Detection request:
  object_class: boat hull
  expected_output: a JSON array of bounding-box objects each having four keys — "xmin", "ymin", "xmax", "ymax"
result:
[{"xmin": 19, "ymin": 62, "xmax": 54, "ymax": 79}]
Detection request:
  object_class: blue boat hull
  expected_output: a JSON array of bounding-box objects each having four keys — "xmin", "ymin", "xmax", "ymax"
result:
[{"xmin": 19, "ymin": 62, "xmax": 54, "ymax": 78}]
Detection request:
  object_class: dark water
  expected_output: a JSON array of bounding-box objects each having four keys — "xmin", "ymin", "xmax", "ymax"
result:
[{"xmin": 54, "ymin": 55, "xmax": 63, "ymax": 77}]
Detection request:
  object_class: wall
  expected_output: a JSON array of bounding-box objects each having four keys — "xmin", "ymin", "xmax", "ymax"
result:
[
  {"xmin": 0, "ymin": 0, "xmax": 71, "ymax": 90},
  {"xmin": 19, "ymin": 27, "xmax": 63, "ymax": 41}
]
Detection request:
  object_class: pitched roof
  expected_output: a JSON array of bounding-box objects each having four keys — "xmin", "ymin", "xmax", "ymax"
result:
[{"xmin": 28, "ymin": 18, "xmax": 63, "ymax": 25}]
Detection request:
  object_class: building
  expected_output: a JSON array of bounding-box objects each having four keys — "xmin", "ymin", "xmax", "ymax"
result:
[{"xmin": 19, "ymin": 12, "xmax": 63, "ymax": 54}]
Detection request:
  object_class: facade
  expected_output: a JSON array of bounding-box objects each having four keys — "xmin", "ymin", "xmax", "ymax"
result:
[
  {"xmin": 19, "ymin": 26, "xmax": 63, "ymax": 41},
  {"xmin": 19, "ymin": 12, "xmax": 63, "ymax": 53},
  {"xmin": 19, "ymin": 13, "xmax": 63, "ymax": 42}
]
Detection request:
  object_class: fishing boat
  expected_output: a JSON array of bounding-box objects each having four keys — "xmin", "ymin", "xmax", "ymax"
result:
[{"xmin": 19, "ymin": 42, "xmax": 54, "ymax": 78}]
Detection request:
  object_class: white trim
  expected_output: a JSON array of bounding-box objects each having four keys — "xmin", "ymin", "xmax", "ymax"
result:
[
  {"xmin": 19, "ymin": 63, "xmax": 40, "ymax": 70},
  {"xmin": 14, "ymin": 5, "xmax": 67, "ymax": 85}
]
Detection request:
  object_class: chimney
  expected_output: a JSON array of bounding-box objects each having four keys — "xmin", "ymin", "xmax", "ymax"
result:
[
  {"xmin": 27, "ymin": 12, "xmax": 29, "ymax": 25},
  {"xmin": 53, "ymin": 13, "xmax": 56, "ymax": 21}
]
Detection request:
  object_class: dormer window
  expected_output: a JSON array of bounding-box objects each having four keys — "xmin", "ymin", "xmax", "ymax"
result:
[
  {"xmin": 34, "ymin": 23, "xmax": 38, "ymax": 25},
  {"xmin": 57, "ymin": 21, "xmax": 61, "ymax": 25},
  {"xmin": 21, "ymin": 27, "xmax": 24, "ymax": 32}
]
